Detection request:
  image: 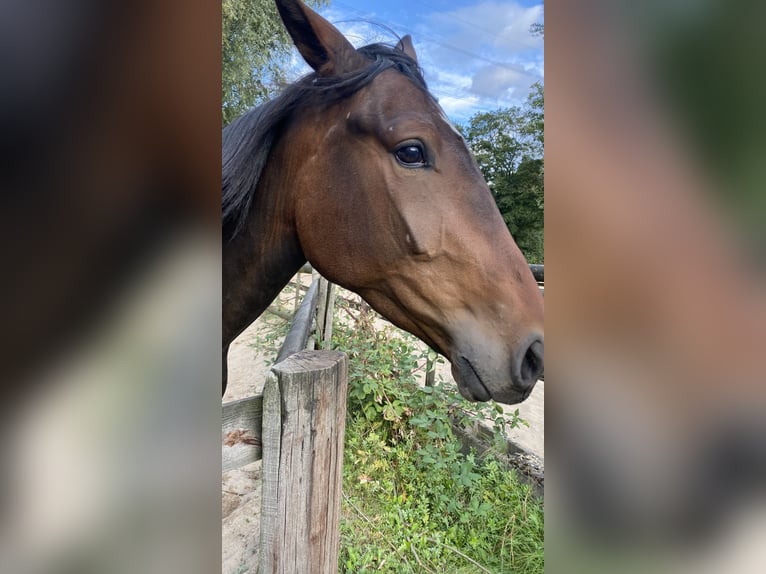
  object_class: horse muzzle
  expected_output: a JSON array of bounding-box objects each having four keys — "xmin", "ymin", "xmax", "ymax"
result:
[
  {"xmin": 516, "ymin": 334, "xmax": 544, "ymax": 390},
  {"xmin": 450, "ymin": 332, "xmax": 543, "ymax": 405}
]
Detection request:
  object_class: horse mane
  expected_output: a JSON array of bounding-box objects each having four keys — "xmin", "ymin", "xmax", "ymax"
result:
[{"xmin": 222, "ymin": 42, "xmax": 429, "ymax": 243}]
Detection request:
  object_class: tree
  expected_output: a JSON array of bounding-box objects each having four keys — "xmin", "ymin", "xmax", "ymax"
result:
[
  {"xmin": 462, "ymin": 85, "xmax": 545, "ymax": 263},
  {"xmin": 222, "ymin": 0, "xmax": 328, "ymax": 125}
]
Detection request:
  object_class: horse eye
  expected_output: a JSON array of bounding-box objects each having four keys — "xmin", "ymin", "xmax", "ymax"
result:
[{"xmin": 395, "ymin": 144, "xmax": 426, "ymax": 167}]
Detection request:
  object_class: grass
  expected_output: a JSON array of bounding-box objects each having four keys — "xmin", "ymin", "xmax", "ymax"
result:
[
  {"xmin": 332, "ymin": 299, "xmax": 544, "ymax": 574},
  {"xmin": 247, "ymin": 285, "xmax": 545, "ymax": 573}
]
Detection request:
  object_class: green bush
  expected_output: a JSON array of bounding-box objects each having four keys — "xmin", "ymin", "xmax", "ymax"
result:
[{"xmin": 333, "ymin": 301, "xmax": 544, "ymax": 574}]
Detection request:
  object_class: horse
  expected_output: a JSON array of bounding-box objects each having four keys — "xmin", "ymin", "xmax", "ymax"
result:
[{"xmin": 222, "ymin": 0, "xmax": 544, "ymax": 405}]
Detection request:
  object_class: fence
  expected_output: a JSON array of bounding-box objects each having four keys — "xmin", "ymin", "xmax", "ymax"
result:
[
  {"xmin": 222, "ymin": 272, "xmax": 346, "ymax": 574},
  {"xmin": 531, "ymin": 263, "xmax": 544, "ymax": 296},
  {"xmin": 222, "ymin": 264, "xmax": 543, "ymax": 572}
]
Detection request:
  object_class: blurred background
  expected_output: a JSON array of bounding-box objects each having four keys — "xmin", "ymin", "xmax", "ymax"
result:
[
  {"xmin": 546, "ymin": 0, "xmax": 766, "ymax": 572},
  {"xmin": 0, "ymin": 1, "xmax": 221, "ymax": 572}
]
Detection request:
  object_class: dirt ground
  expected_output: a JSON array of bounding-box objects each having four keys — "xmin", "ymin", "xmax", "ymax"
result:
[
  {"xmin": 221, "ymin": 283, "xmax": 544, "ymax": 573},
  {"xmin": 221, "ymin": 315, "xmax": 270, "ymax": 574}
]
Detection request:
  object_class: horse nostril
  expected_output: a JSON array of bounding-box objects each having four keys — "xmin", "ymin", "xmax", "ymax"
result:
[{"xmin": 519, "ymin": 338, "xmax": 544, "ymax": 387}]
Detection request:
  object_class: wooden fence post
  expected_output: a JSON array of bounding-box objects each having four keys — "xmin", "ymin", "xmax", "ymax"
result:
[{"xmin": 259, "ymin": 350, "xmax": 348, "ymax": 574}]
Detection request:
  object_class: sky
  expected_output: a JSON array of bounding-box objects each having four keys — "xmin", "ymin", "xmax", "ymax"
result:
[{"xmin": 286, "ymin": 0, "xmax": 544, "ymax": 124}]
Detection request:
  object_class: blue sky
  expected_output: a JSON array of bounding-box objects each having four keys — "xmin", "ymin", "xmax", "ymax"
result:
[{"xmin": 286, "ymin": 0, "xmax": 544, "ymax": 124}]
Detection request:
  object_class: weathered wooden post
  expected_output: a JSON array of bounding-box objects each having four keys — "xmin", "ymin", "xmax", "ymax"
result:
[{"xmin": 259, "ymin": 350, "xmax": 348, "ymax": 574}]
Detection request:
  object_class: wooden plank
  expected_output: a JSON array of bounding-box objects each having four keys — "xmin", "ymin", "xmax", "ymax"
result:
[
  {"xmin": 259, "ymin": 371, "xmax": 282, "ymax": 569},
  {"xmin": 275, "ymin": 278, "xmax": 319, "ymax": 364},
  {"xmin": 221, "ymin": 394, "xmax": 264, "ymax": 472},
  {"xmin": 316, "ymin": 277, "xmax": 329, "ymax": 343},
  {"xmin": 322, "ymin": 282, "xmax": 336, "ymax": 348},
  {"xmin": 259, "ymin": 351, "xmax": 348, "ymax": 574},
  {"xmin": 425, "ymin": 349, "xmax": 436, "ymax": 387}
]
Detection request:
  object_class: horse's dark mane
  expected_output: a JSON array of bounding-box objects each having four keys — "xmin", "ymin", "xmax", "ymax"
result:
[{"xmin": 222, "ymin": 43, "xmax": 429, "ymax": 244}]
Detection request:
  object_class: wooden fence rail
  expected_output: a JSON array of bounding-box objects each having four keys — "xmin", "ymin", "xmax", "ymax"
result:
[
  {"xmin": 223, "ymin": 274, "xmax": 347, "ymax": 574},
  {"xmin": 276, "ymin": 278, "xmax": 319, "ymax": 364},
  {"xmin": 222, "ymin": 394, "xmax": 264, "ymax": 472}
]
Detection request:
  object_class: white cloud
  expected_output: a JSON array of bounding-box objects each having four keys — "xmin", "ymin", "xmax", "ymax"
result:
[
  {"xmin": 470, "ymin": 64, "xmax": 536, "ymax": 99},
  {"xmin": 436, "ymin": 94, "xmax": 482, "ymax": 120},
  {"xmin": 297, "ymin": 1, "xmax": 544, "ymax": 122},
  {"xmin": 429, "ymin": 69, "xmax": 473, "ymax": 91},
  {"xmin": 493, "ymin": 4, "xmax": 544, "ymax": 51},
  {"xmin": 427, "ymin": 1, "xmax": 543, "ymax": 52},
  {"xmin": 417, "ymin": 1, "xmax": 543, "ymax": 116}
]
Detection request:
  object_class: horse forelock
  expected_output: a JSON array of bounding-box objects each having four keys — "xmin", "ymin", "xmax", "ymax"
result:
[{"xmin": 222, "ymin": 42, "xmax": 429, "ymax": 244}]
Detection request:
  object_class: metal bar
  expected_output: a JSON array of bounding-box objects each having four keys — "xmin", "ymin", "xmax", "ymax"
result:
[{"xmin": 275, "ymin": 279, "xmax": 320, "ymax": 364}]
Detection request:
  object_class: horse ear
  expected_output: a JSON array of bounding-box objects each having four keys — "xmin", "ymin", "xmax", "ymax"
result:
[
  {"xmin": 395, "ymin": 35, "xmax": 418, "ymax": 63},
  {"xmin": 275, "ymin": 0, "xmax": 367, "ymax": 75}
]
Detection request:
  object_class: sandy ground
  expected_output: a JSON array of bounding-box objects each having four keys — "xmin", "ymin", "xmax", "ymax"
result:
[
  {"xmin": 221, "ymin": 315, "xmax": 271, "ymax": 574},
  {"xmin": 508, "ymin": 381, "xmax": 544, "ymax": 457},
  {"xmin": 221, "ymin": 281, "xmax": 544, "ymax": 573}
]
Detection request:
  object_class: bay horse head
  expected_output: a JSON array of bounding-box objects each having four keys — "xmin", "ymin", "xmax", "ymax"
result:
[{"xmin": 222, "ymin": 0, "xmax": 544, "ymax": 404}]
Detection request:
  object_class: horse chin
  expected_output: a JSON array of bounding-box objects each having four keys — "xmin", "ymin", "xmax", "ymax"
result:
[
  {"xmin": 487, "ymin": 386, "xmax": 533, "ymax": 406},
  {"xmin": 451, "ymin": 356, "xmax": 492, "ymax": 402},
  {"xmin": 451, "ymin": 356, "xmax": 533, "ymax": 405}
]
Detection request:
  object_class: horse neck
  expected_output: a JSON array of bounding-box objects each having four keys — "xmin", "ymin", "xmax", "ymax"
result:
[{"xmin": 222, "ymin": 155, "xmax": 305, "ymax": 346}]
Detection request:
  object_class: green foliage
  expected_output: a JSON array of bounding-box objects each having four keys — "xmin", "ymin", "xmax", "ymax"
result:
[
  {"xmin": 246, "ymin": 312, "xmax": 288, "ymax": 367},
  {"xmin": 222, "ymin": 0, "xmax": 328, "ymax": 125},
  {"xmin": 523, "ymin": 82, "xmax": 544, "ymax": 150},
  {"xmin": 462, "ymin": 84, "xmax": 545, "ymax": 263},
  {"xmin": 334, "ymin": 301, "xmax": 544, "ymax": 574}
]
